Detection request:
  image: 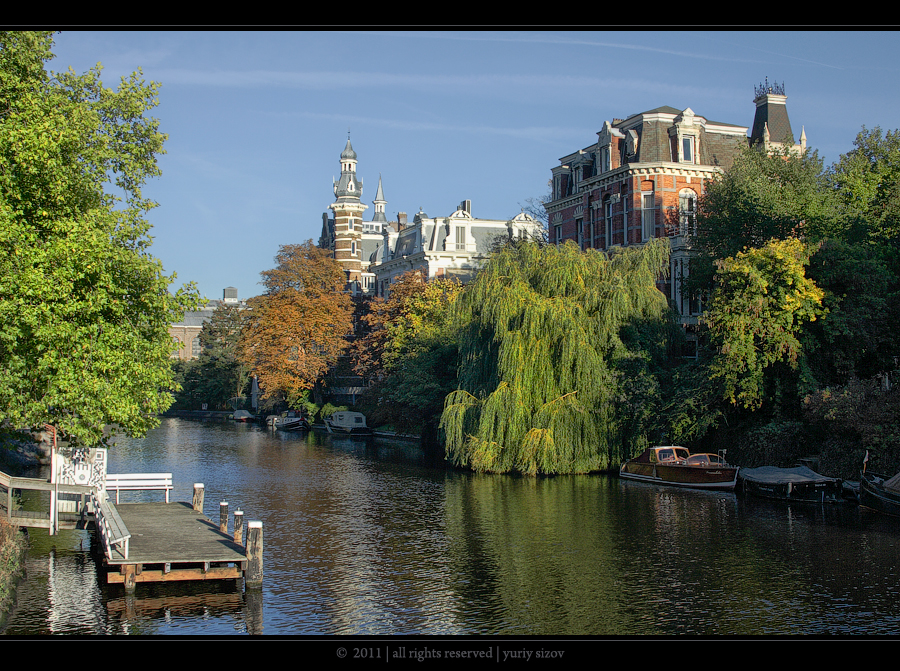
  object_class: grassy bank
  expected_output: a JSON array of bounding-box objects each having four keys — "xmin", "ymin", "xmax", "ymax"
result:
[{"xmin": 0, "ymin": 517, "xmax": 27, "ymax": 630}]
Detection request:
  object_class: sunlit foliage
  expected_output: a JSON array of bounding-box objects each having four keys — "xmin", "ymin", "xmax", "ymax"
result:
[
  {"xmin": 704, "ymin": 238, "xmax": 824, "ymax": 411},
  {"xmin": 353, "ymin": 270, "xmax": 462, "ymax": 433},
  {"xmin": 440, "ymin": 239, "xmax": 671, "ymax": 475},
  {"xmin": 0, "ymin": 31, "xmax": 199, "ymax": 446}
]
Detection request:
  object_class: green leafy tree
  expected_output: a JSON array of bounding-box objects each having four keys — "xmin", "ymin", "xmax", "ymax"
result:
[
  {"xmin": 804, "ymin": 239, "xmax": 900, "ymax": 386},
  {"xmin": 0, "ymin": 31, "xmax": 198, "ymax": 446},
  {"xmin": 170, "ymin": 304, "xmax": 250, "ymax": 411},
  {"xmin": 197, "ymin": 304, "xmax": 250, "ymax": 408},
  {"xmin": 704, "ymin": 238, "xmax": 824, "ymax": 411},
  {"xmin": 440, "ymin": 238, "xmax": 671, "ymax": 475},
  {"xmin": 689, "ymin": 144, "xmax": 841, "ymax": 291},
  {"xmin": 827, "ymin": 125, "xmax": 900, "ymax": 243}
]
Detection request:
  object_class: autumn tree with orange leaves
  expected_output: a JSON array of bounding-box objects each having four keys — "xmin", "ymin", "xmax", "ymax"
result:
[{"xmin": 238, "ymin": 241, "xmax": 353, "ymax": 408}]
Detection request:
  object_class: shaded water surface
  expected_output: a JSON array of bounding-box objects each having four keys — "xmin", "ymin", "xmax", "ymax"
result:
[{"xmin": 4, "ymin": 418, "xmax": 900, "ymax": 636}]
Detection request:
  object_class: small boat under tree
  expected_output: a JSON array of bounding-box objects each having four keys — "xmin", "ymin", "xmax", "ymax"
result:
[
  {"xmin": 277, "ymin": 410, "xmax": 310, "ymax": 432},
  {"xmin": 324, "ymin": 411, "xmax": 373, "ymax": 437},
  {"xmin": 619, "ymin": 446, "xmax": 739, "ymax": 491}
]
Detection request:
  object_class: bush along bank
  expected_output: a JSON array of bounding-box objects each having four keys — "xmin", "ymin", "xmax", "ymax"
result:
[{"xmin": 0, "ymin": 517, "xmax": 27, "ymax": 631}]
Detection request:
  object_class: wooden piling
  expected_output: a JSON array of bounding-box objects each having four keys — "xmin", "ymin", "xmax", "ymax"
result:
[
  {"xmin": 122, "ymin": 564, "xmax": 136, "ymax": 593},
  {"xmin": 219, "ymin": 501, "xmax": 228, "ymax": 534},
  {"xmin": 192, "ymin": 483, "xmax": 204, "ymax": 513},
  {"xmin": 234, "ymin": 510, "xmax": 244, "ymax": 546},
  {"xmin": 245, "ymin": 521, "xmax": 263, "ymax": 589}
]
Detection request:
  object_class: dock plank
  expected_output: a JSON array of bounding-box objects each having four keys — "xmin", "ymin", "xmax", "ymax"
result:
[{"xmin": 104, "ymin": 501, "xmax": 246, "ymax": 567}]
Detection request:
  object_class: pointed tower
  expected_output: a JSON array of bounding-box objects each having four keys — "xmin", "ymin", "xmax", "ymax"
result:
[
  {"xmin": 330, "ymin": 137, "xmax": 368, "ymax": 288},
  {"xmin": 372, "ymin": 174, "xmax": 388, "ymax": 225}
]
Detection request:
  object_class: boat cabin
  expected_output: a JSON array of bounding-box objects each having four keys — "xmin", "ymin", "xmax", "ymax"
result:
[
  {"xmin": 684, "ymin": 453, "xmax": 727, "ymax": 466},
  {"xmin": 328, "ymin": 411, "xmax": 368, "ymax": 429},
  {"xmin": 630, "ymin": 446, "xmax": 728, "ymax": 466},
  {"xmin": 649, "ymin": 446, "xmax": 690, "ymax": 463}
]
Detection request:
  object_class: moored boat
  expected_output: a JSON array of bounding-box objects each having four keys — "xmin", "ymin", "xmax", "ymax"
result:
[
  {"xmin": 277, "ymin": 410, "xmax": 310, "ymax": 432},
  {"xmin": 619, "ymin": 446, "xmax": 739, "ymax": 490},
  {"xmin": 739, "ymin": 465, "xmax": 843, "ymax": 504},
  {"xmin": 231, "ymin": 410, "xmax": 254, "ymax": 422},
  {"xmin": 324, "ymin": 411, "xmax": 372, "ymax": 437},
  {"xmin": 859, "ymin": 471, "xmax": 900, "ymax": 517}
]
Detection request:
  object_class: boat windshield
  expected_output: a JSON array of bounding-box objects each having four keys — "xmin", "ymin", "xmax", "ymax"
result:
[
  {"xmin": 655, "ymin": 448, "xmax": 689, "ymax": 463},
  {"xmin": 686, "ymin": 454, "xmax": 725, "ymax": 466}
]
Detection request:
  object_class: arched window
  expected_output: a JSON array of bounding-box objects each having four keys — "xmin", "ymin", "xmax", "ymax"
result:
[{"xmin": 679, "ymin": 189, "xmax": 698, "ymax": 236}]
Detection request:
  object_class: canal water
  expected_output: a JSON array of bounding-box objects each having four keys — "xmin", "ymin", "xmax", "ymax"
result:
[{"xmin": 4, "ymin": 417, "xmax": 900, "ymax": 637}]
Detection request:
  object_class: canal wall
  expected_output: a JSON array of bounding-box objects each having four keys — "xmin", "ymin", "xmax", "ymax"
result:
[{"xmin": 162, "ymin": 410, "xmax": 234, "ymax": 421}]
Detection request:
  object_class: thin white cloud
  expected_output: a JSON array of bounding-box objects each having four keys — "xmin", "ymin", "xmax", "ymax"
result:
[
  {"xmin": 287, "ymin": 110, "xmax": 578, "ymax": 145},
  {"xmin": 152, "ymin": 66, "xmax": 736, "ymax": 110},
  {"xmin": 359, "ymin": 30, "xmax": 780, "ymax": 65}
]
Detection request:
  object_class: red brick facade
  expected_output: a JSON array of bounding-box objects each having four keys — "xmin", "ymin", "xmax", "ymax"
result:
[{"xmin": 546, "ymin": 108, "xmax": 749, "ymax": 253}]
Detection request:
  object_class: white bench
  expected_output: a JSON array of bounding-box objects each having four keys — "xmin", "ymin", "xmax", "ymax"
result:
[
  {"xmin": 105, "ymin": 473, "xmax": 174, "ymax": 503},
  {"xmin": 93, "ymin": 492, "xmax": 131, "ymax": 560}
]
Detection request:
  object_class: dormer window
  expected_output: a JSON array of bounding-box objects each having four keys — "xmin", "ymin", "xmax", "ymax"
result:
[
  {"xmin": 599, "ymin": 146, "xmax": 611, "ymax": 173},
  {"xmin": 671, "ymin": 108, "xmax": 701, "ymax": 165},
  {"xmin": 625, "ymin": 130, "xmax": 638, "ymax": 160},
  {"xmin": 682, "ymin": 136, "xmax": 695, "ymax": 163}
]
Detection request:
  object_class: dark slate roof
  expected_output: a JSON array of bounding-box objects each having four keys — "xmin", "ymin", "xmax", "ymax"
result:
[
  {"xmin": 617, "ymin": 106, "xmax": 745, "ymax": 130},
  {"xmin": 750, "ymin": 97, "xmax": 794, "ymax": 146}
]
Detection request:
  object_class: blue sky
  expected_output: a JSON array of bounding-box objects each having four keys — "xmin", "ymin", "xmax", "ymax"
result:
[{"xmin": 48, "ymin": 29, "xmax": 900, "ymax": 302}]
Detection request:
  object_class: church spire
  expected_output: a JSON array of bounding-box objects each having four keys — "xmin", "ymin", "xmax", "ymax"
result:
[{"xmin": 372, "ymin": 174, "xmax": 387, "ymax": 224}]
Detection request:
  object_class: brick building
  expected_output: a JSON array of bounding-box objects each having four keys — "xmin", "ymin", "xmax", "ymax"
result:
[{"xmin": 544, "ymin": 80, "xmax": 805, "ymax": 334}]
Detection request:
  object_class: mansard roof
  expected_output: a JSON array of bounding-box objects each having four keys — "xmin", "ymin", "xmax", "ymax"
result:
[
  {"xmin": 615, "ymin": 106, "xmax": 746, "ymax": 130},
  {"xmin": 750, "ymin": 96, "xmax": 794, "ymax": 146}
]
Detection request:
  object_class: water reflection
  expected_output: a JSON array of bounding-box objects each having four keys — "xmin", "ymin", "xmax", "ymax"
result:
[{"xmin": 5, "ymin": 418, "xmax": 900, "ymax": 636}]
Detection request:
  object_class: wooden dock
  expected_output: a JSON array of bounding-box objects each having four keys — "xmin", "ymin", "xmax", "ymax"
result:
[
  {"xmin": 102, "ymin": 501, "xmax": 249, "ymax": 589},
  {"xmin": 3, "ymin": 464, "xmax": 263, "ymax": 593}
]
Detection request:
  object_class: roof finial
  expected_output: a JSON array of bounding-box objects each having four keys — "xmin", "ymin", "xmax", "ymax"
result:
[{"xmin": 755, "ymin": 77, "xmax": 785, "ymax": 98}]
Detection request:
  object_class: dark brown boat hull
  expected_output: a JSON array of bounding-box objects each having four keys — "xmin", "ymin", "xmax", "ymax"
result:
[{"xmin": 619, "ymin": 462, "xmax": 739, "ymax": 491}]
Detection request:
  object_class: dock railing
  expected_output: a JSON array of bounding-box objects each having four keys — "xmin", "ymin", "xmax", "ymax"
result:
[
  {"xmin": 92, "ymin": 489, "xmax": 131, "ymax": 559},
  {"xmin": 0, "ymin": 467, "xmax": 95, "ymax": 533}
]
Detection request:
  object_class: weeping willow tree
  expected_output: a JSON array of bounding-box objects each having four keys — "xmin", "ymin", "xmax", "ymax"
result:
[{"xmin": 440, "ymin": 238, "xmax": 672, "ymax": 475}]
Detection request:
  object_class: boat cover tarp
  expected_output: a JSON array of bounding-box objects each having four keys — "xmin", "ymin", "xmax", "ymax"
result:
[
  {"xmin": 740, "ymin": 465, "xmax": 840, "ymax": 485},
  {"xmin": 883, "ymin": 472, "xmax": 900, "ymax": 493}
]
